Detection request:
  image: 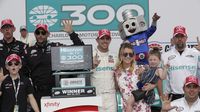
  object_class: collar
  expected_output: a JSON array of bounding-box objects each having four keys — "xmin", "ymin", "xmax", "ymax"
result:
[
  {"xmin": 3, "ymin": 37, "xmax": 16, "ymax": 44},
  {"xmin": 183, "ymin": 97, "xmax": 200, "ymax": 107},
  {"xmin": 35, "ymin": 40, "xmax": 50, "ymax": 48}
]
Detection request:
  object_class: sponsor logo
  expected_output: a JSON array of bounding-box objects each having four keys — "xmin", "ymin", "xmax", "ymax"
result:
[
  {"xmin": 29, "ymin": 5, "xmax": 58, "ymax": 27},
  {"xmin": 168, "ymin": 55, "xmax": 176, "ymax": 60},
  {"xmin": 44, "ymin": 102, "xmax": 60, "ymax": 108},
  {"xmin": 185, "ymin": 55, "xmax": 194, "ymax": 58},
  {"xmin": 96, "ymin": 66, "xmax": 113, "ymax": 71}
]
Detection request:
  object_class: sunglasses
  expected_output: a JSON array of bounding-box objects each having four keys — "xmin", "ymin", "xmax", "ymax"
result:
[
  {"xmin": 123, "ymin": 53, "xmax": 134, "ymax": 58},
  {"xmin": 1, "ymin": 25, "xmax": 13, "ymax": 29},
  {"xmin": 35, "ymin": 30, "xmax": 46, "ymax": 35},
  {"xmin": 7, "ymin": 62, "xmax": 20, "ymax": 66}
]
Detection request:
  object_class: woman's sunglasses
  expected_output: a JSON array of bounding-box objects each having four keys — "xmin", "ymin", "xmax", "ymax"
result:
[
  {"xmin": 35, "ymin": 30, "xmax": 46, "ymax": 35},
  {"xmin": 123, "ymin": 53, "xmax": 134, "ymax": 58},
  {"xmin": 7, "ymin": 62, "xmax": 20, "ymax": 66}
]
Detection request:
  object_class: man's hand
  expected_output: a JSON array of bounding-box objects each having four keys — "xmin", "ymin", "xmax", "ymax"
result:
[
  {"xmin": 93, "ymin": 53, "xmax": 101, "ymax": 69},
  {"xmin": 194, "ymin": 37, "xmax": 200, "ymax": 51},
  {"xmin": 161, "ymin": 94, "xmax": 177, "ymax": 111},
  {"xmin": 0, "ymin": 68, "xmax": 8, "ymax": 83},
  {"xmin": 152, "ymin": 13, "xmax": 160, "ymax": 22},
  {"xmin": 62, "ymin": 19, "xmax": 73, "ymax": 34}
]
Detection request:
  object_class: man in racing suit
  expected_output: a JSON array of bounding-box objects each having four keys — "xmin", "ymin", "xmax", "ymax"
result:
[{"xmin": 91, "ymin": 29, "xmax": 117, "ymax": 112}]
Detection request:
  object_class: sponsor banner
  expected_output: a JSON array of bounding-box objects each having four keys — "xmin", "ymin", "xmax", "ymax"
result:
[
  {"xmin": 51, "ymin": 86, "xmax": 96, "ymax": 98},
  {"xmin": 149, "ymin": 41, "xmax": 197, "ymax": 53},
  {"xmin": 41, "ymin": 96, "xmax": 102, "ymax": 112},
  {"xmin": 26, "ymin": 0, "xmax": 149, "ymax": 32}
]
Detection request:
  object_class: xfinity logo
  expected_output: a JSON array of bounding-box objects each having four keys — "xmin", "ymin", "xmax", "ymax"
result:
[{"xmin": 44, "ymin": 102, "xmax": 60, "ymax": 108}]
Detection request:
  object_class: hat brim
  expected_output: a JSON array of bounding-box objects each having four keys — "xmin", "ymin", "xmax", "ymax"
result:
[
  {"xmin": 98, "ymin": 34, "xmax": 111, "ymax": 39},
  {"xmin": 35, "ymin": 27, "xmax": 48, "ymax": 32},
  {"xmin": 173, "ymin": 32, "xmax": 187, "ymax": 37},
  {"xmin": 184, "ymin": 82, "xmax": 199, "ymax": 86},
  {"xmin": 1, "ymin": 24, "xmax": 14, "ymax": 28},
  {"xmin": 6, "ymin": 59, "xmax": 21, "ymax": 64}
]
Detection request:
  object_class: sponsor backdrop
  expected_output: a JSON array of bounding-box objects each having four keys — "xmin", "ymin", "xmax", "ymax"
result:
[{"xmin": 0, "ymin": 0, "xmax": 200, "ymax": 111}]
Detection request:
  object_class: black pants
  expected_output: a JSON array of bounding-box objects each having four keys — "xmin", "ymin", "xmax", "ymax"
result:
[
  {"xmin": 151, "ymin": 106, "xmax": 161, "ymax": 112},
  {"xmin": 169, "ymin": 93, "xmax": 184, "ymax": 101}
]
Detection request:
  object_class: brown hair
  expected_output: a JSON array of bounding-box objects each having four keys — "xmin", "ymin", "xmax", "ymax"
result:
[
  {"xmin": 149, "ymin": 47, "xmax": 161, "ymax": 60},
  {"xmin": 116, "ymin": 42, "xmax": 135, "ymax": 73}
]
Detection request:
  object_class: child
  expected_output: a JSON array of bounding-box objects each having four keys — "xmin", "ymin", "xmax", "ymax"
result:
[
  {"xmin": 0, "ymin": 54, "xmax": 40, "ymax": 112},
  {"xmin": 114, "ymin": 43, "xmax": 151, "ymax": 112},
  {"xmin": 126, "ymin": 47, "xmax": 168, "ymax": 112}
]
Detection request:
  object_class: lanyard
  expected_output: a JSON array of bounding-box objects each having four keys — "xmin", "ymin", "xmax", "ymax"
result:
[{"xmin": 12, "ymin": 78, "xmax": 20, "ymax": 104}]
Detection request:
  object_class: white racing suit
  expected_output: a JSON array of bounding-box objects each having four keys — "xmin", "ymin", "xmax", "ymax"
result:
[{"xmin": 91, "ymin": 48, "xmax": 117, "ymax": 112}]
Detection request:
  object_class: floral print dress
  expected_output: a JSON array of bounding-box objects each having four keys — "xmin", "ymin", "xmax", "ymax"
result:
[{"xmin": 114, "ymin": 68, "xmax": 151, "ymax": 112}]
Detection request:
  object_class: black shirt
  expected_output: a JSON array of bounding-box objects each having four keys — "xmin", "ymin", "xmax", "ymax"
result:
[
  {"xmin": 0, "ymin": 38, "xmax": 27, "ymax": 75},
  {"xmin": 0, "ymin": 75, "xmax": 34, "ymax": 112},
  {"xmin": 24, "ymin": 32, "xmax": 84, "ymax": 87}
]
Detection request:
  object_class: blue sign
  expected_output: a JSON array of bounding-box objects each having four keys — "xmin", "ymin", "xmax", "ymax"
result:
[{"xmin": 26, "ymin": 0, "xmax": 149, "ymax": 32}]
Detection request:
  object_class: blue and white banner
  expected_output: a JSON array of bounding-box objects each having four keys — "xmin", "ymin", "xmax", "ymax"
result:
[{"xmin": 26, "ymin": 0, "xmax": 149, "ymax": 32}]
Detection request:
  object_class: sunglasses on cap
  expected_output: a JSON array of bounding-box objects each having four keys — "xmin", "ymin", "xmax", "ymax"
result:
[
  {"xmin": 35, "ymin": 30, "xmax": 47, "ymax": 35},
  {"xmin": 7, "ymin": 62, "xmax": 20, "ymax": 66},
  {"xmin": 123, "ymin": 52, "xmax": 134, "ymax": 58}
]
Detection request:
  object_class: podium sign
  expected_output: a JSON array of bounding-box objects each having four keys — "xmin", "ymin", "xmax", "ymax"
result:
[
  {"xmin": 51, "ymin": 86, "xmax": 96, "ymax": 98},
  {"xmin": 41, "ymin": 96, "xmax": 102, "ymax": 112},
  {"xmin": 51, "ymin": 45, "xmax": 93, "ymax": 71}
]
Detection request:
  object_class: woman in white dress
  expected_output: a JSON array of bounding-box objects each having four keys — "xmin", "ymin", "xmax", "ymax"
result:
[{"xmin": 114, "ymin": 43, "xmax": 151, "ymax": 112}]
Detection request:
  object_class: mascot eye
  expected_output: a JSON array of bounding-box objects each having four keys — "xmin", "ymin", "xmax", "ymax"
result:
[
  {"xmin": 132, "ymin": 22, "xmax": 135, "ymax": 26},
  {"xmin": 126, "ymin": 24, "xmax": 129, "ymax": 28}
]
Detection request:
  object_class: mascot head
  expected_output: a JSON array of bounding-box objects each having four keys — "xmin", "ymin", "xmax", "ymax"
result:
[{"xmin": 118, "ymin": 9, "xmax": 147, "ymax": 40}]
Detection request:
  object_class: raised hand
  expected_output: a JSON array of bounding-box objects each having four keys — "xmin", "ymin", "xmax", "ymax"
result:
[
  {"xmin": 93, "ymin": 53, "xmax": 101, "ymax": 69},
  {"xmin": 0, "ymin": 68, "xmax": 8, "ymax": 83},
  {"xmin": 62, "ymin": 19, "xmax": 73, "ymax": 34},
  {"xmin": 194, "ymin": 37, "xmax": 200, "ymax": 51},
  {"xmin": 152, "ymin": 13, "xmax": 160, "ymax": 22},
  {"xmin": 161, "ymin": 94, "xmax": 177, "ymax": 111}
]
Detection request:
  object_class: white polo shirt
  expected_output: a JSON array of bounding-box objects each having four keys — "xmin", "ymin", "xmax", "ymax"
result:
[
  {"xmin": 169, "ymin": 97, "xmax": 200, "ymax": 112},
  {"xmin": 162, "ymin": 47, "xmax": 200, "ymax": 94}
]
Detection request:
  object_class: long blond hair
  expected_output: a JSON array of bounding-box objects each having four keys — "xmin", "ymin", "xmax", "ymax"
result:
[{"xmin": 115, "ymin": 43, "xmax": 135, "ymax": 73}]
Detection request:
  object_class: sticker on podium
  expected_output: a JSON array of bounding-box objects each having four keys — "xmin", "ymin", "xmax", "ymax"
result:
[
  {"xmin": 52, "ymin": 86, "xmax": 96, "ymax": 98},
  {"xmin": 60, "ymin": 78, "xmax": 85, "ymax": 88}
]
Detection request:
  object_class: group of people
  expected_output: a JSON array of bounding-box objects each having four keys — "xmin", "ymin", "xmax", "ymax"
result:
[
  {"xmin": 0, "ymin": 17, "xmax": 199, "ymax": 112},
  {"xmin": 0, "ymin": 19, "xmax": 84, "ymax": 112}
]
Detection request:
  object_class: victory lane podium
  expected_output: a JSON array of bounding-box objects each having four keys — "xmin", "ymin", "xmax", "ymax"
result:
[{"xmin": 40, "ymin": 45, "xmax": 102, "ymax": 112}]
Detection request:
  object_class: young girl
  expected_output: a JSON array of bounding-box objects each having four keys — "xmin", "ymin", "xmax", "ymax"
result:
[
  {"xmin": 114, "ymin": 43, "xmax": 151, "ymax": 112},
  {"xmin": 126, "ymin": 47, "xmax": 168, "ymax": 112},
  {"xmin": 0, "ymin": 54, "xmax": 40, "ymax": 112}
]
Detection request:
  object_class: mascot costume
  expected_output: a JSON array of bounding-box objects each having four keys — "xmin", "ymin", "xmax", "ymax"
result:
[{"xmin": 118, "ymin": 10, "xmax": 160, "ymax": 65}]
